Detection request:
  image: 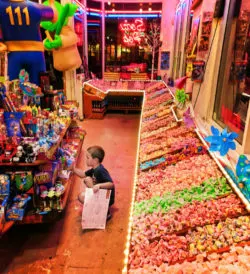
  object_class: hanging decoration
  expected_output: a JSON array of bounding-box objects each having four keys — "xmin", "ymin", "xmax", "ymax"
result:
[
  {"xmin": 192, "ymin": 60, "xmax": 205, "ymax": 82},
  {"xmin": 198, "ymin": 11, "xmax": 213, "ymax": 52},
  {"xmin": 204, "ymin": 126, "xmax": 238, "ymax": 156},
  {"xmin": 160, "ymin": 51, "xmax": 170, "ymax": 70},
  {"xmin": 186, "ymin": 17, "xmax": 200, "ymax": 58}
]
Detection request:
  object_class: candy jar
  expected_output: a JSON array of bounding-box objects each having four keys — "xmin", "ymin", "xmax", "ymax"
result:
[{"xmin": 47, "ymin": 187, "xmax": 55, "ymax": 209}]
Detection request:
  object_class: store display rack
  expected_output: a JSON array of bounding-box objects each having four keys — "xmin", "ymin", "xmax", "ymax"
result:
[
  {"xmin": 0, "ymin": 120, "xmax": 85, "ymax": 234},
  {"xmin": 83, "ymin": 81, "xmax": 150, "ymax": 118}
]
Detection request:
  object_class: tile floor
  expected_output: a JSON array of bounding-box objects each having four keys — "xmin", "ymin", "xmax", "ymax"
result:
[{"xmin": 0, "ymin": 113, "xmax": 140, "ymax": 274}]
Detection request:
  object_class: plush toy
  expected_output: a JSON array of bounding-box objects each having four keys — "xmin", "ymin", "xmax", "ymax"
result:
[
  {"xmin": 0, "ymin": 0, "xmax": 57, "ymax": 84},
  {"xmin": 41, "ymin": 1, "xmax": 81, "ymax": 71},
  {"xmin": 23, "ymin": 143, "xmax": 37, "ymax": 163},
  {"xmin": 12, "ymin": 145, "xmax": 24, "ymax": 163}
]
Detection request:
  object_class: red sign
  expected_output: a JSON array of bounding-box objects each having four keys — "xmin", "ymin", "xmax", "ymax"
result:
[
  {"xmin": 119, "ymin": 19, "xmax": 145, "ymax": 46},
  {"xmin": 221, "ymin": 105, "xmax": 241, "ymax": 133}
]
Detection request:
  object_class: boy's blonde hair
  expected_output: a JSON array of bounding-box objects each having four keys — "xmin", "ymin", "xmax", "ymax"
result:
[{"xmin": 87, "ymin": 146, "xmax": 105, "ymax": 163}]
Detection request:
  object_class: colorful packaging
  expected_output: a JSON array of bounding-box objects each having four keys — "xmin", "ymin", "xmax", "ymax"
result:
[
  {"xmin": 14, "ymin": 172, "xmax": 33, "ymax": 192},
  {"xmin": 0, "ymin": 174, "xmax": 10, "ymax": 195},
  {"xmin": 4, "ymin": 112, "xmax": 24, "ymax": 137},
  {"xmin": 6, "ymin": 194, "xmax": 31, "ymax": 221},
  {"xmin": 34, "ymin": 172, "xmax": 51, "ymax": 185}
]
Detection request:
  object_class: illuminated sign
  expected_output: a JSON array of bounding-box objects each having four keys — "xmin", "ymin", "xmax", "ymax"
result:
[{"xmin": 119, "ymin": 19, "xmax": 145, "ymax": 46}]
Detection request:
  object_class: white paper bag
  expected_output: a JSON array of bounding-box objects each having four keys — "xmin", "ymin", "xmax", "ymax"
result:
[{"xmin": 82, "ymin": 188, "xmax": 111, "ymax": 230}]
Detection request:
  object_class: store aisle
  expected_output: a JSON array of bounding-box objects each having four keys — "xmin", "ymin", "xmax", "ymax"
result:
[{"xmin": 0, "ymin": 113, "xmax": 140, "ymax": 274}]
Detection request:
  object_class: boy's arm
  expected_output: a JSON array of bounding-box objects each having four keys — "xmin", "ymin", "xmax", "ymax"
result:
[
  {"xmin": 72, "ymin": 167, "xmax": 86, "ymax": 178},
  {"xmin": 93, "ymin": 182, "xmax": 114, "ymax": 193}
]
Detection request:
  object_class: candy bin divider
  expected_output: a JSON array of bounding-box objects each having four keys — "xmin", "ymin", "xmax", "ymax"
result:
[
  {"xmin": 122, "ymin": 90, "xmax": 146, "ymax": 274},
  {"xmin": 171, "ymin": 105, "xmax": 183, "ymax": 123}
]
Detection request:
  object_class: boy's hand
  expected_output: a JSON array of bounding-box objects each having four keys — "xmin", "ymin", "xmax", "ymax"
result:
[
  {"xmin": 68, "ymin": 164, "xmax": 75, "ymax": 172},
  {"xmin": 93, "ymin": 184, "xmax": 100, "ymax": 193}
]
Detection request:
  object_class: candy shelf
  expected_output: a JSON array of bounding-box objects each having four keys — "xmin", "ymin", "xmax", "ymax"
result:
[
  {"xmin": 1, "ymin": 220, "xmax": 15, "ymax": 235},
  {"xmin": 19, "ymin": 137, "xmax": 84, "ymax": 225},
  {"xmin": 166, "ymin": 239, "xmax": 250, "ymax": 266},
  {"xmin": 60, "ymin": 138, "xmax": 83, "ymax": 211},
  {"xmin": 44, "ymin": 121, "xmax": 71, "ymax": 160},
  {"xmin": 83, "ymin": 81, "xmax": 149, "ymax": 118},
  {"xmin": 0, "ymin": 160, "xmax": 48, "ymax": 167},
  {"xmin": 147, "ymin": 205, "xmax": 248, "ymax": 244},
  {"xmin": 0, "ymin": 121, "xmax": 85, "ymax": 232}
]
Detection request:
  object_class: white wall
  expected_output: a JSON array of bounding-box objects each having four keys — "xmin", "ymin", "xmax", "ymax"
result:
[
  {"xmin": 158, "ymin": 0, "xmax": 179, "ymax": 79},
  {"xmin": 191, "ymin": 0, "xmax": 229, "ymax": 121}
]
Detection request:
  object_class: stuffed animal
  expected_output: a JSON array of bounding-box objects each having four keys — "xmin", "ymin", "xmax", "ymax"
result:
[
  {"xmin": 41, "ymin": 1, "xmax": 81, "ymax": 71},
  {"xmin": 0, "ymin": 0, "xmax": 57, "ymax": 84}
]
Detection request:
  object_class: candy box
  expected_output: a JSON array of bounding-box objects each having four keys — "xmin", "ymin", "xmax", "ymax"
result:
[
  {"xmin": 14, "ymin": 171, "xmax": 33, "ymax": 192},
  {"xmin": 6, "ymin": 194, "xmax": 31, "ymax": 221},
  {"xmin": 34, "ymin": 171, "xmax": 52, "ymax": 185},
  {"xmin": 0, "ymin": 174, "xmax": 10, "ymax": 195},
  {"xmin": 4, "ymin": 112, "xmax": 24, "ymax": 137},
  {"xmin": 0, "ymin": 195, "xmax": 9, "ymax": 216},
  {"xmin": 39, "ymin": 161, "xmax": 60, "ymax": 186},
  {"xmin": 6, "ymin": 206, "xmax": 25, "ymax": 221}
]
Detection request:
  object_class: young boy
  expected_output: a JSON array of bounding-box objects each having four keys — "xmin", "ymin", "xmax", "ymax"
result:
[{"xmin": 72, "ymin": 145, "xmax": 115, "ymax": 219}]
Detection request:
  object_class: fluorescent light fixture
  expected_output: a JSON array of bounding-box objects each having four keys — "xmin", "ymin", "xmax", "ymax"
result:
[
  {"xmin": 88, "ymin": 12, "xmax": 101, "ymax": 17},
  {"xmin": 87, "ymin": 23, "xmax": 100, "ymax": 26},
  {"xmin": 106, "ymin": 14, "xmax": 160, "ymax": 18},
  {"xmin": 106, "ymin": 10, "xmax": 162, "ymax": 14}
]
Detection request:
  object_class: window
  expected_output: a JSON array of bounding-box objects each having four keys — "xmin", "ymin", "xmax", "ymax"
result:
[{"xmin": 213, "ymin": 0, "xmax": 250, "ymax": 144}]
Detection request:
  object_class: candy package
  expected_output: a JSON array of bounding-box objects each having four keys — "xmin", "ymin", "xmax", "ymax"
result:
[
  {"xmin": 0, "ymin": 174, "xmax": 10, "ymax": 195},
  {"xmin": 4, "ymin": 112, "xmax": 24, "ymax": 137}
]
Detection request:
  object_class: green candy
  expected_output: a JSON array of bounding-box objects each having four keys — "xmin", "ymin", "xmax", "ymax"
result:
[{"xmin": 133, "ymin": 177, "xmax": 232, "ymax": 215}]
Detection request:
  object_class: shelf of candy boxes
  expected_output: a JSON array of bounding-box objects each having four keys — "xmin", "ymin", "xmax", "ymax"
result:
[
  {"xmin": 0, "ymin": 107, "xmax": 72, "ymax": 164},
  {"xmin": 0, "ymin": 171, "xmax": 41, "ymax": 231},
  {"xmin": 34, "ymin": 136, "xmax": 84, "ymax": 217},
  {"xmin": 0, "ymin": 136, "xmax": 84, "ymax": 227}
]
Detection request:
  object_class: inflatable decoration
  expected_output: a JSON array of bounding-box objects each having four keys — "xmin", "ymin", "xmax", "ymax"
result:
[
  {"xmin": 41, "ymin": 2, "xmax": 81, "ymax": 71},
  {"xmin": 0, "ymin": 0, "xmax": 57, "ymax": 85}
]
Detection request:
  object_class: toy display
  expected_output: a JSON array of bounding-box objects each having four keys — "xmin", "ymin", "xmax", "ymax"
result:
[
  {"xmin": 125, "ymin": 82, "xmax": 250, "ymax": 273},
  {"xmin": 0, "ymin": 70, "xmax": 85, "ymax": 233}
]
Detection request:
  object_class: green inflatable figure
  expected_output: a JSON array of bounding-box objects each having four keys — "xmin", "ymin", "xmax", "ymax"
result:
[{"xmin": 41, "ymin": 1, "xmax": 81, "ymax": 71}]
